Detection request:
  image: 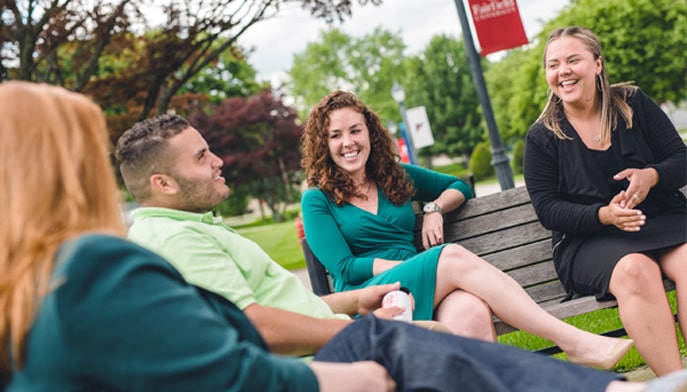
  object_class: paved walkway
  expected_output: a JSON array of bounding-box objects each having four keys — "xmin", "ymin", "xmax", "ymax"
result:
[
  {"xmin": 625, "ymin": 359, "xmax": 687, "ymax": 382},
  {"xmin": 293, "ymin": 268, "xmax": 311, "ymax": 291}
]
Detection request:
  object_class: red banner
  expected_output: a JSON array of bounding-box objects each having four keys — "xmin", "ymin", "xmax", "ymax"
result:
[
  {"xmin": 467, "ymin": 0, "xmax": 528, "ymax": 56},
  {"xmin": 396, "ymin": 138, "xmax": 410, "ymax": 164}
]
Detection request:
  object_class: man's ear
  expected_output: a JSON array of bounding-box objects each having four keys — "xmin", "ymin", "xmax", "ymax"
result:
[{"xmin": 150, "ymin": 174, "xmax": 178, "ymax": 195}]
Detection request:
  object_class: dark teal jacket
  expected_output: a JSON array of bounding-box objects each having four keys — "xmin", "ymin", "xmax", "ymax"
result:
[{"xmin": 8, "ymin": 234, "xmax": 318, "ymax": 391}]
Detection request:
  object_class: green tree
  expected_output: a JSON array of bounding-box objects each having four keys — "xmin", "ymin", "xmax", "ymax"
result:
[
  {"xmin": 1, "ymin": 0, "xmax": 382, "ymax": 124},
  {"xmin": 287, "ymin": 27, "xmax": 406, "ymax": 120},
  {"xmin": 403, "ymin": 34, "xmax": 485, "ymax": 160},
  {"xmin": 212, "ymin": 186, "xmax": 251, "ymax": 217},
  {"xmin": 552, "ymin": 0, "xmax": 687, "ymax": 104},
  {"xmin": 469, "ymin": 141, "xmax": 494, "ymax": 181},
  {"xmin": 180, "ymin": 45, "xmax": 269, "ymax": 104},
  {"xmin": 484, "ymin": 48, "xmax": 546, "ymax": 143},
  {"xmin": 0, "ymin": 0, "xmax": 133, "ymax": 86},
  {"xmin": 511, "ymin": 139, "xmax": 525, "ymax": 175}
]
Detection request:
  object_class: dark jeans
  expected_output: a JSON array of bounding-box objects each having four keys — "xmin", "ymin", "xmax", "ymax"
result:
[{"xmin": 315, "ymin": 315, "xmax": 623, "ymax": 392}]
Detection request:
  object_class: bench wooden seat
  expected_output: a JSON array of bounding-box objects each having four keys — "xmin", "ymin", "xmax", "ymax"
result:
[{"xmin": 303, "ymin": 185, "xmax": 677, "ymax": 353}]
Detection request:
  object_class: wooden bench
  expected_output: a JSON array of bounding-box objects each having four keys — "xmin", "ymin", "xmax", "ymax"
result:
[{"xmin": 303, "ymin": 185, "xmax": 678, "ymax": 354}]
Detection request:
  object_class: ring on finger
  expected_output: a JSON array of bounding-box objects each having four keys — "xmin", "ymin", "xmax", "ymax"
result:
[{"xmin": 632, "ymin": 193, "xmax": 640, "ymax": 200}]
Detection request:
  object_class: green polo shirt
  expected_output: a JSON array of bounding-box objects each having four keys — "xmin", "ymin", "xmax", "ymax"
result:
[{"xmin": 128, "ymin": 207, "xmax": 348, "ymax": 321}]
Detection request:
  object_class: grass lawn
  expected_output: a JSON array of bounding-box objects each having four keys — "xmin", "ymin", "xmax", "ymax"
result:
[
  {"xmin": 235, "ymin": 220, "xmax": 306, "ymax": 271},
  {"xmin": 498, "ymin": 291, "xmax": 684, "ymax": 372}
]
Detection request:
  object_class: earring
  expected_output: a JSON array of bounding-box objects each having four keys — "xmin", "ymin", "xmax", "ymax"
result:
[{"xmin": 596, "ymin": 74, "xmax": 602, "ymax": 91}]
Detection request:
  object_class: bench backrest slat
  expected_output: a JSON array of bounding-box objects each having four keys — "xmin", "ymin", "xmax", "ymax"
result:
[
  {"xmin": 508, "ymin": 262, "xmax": 559, "ymax": 288},
  {"xmin": 481, "ymin": 240, "xmax": 552, "ymax": 270},
  {"xmin": 446, "ymin": 222, "xmax": 551, "ymax": 256},
  {"xmin": 524, "ymin": 281, "xmax": 568, "ymax": 304}
]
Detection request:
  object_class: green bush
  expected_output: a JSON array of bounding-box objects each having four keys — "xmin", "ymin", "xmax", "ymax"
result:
[
  {"xmin": 469, "ymin": 141, "xmax": 494, "ymax": 181},
  {"xmin": 284, "ymin": 208, "xmax": 301, "ymax": 221},
  {"xmin": 433, "ymin": 162, "xmax": 471, "ymax": 178},
  {"xmin": 212, "ymin": 186, "xmax": 250, "ymax": 217},
  {"xmin": 511, "ymin": 139, "xmax": 525, "ymax": 174}
]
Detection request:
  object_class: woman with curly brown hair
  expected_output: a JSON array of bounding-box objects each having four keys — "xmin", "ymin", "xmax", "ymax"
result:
[{"xmin": 300, "ymin": 90, "xmax": 634, "ymax": 370}]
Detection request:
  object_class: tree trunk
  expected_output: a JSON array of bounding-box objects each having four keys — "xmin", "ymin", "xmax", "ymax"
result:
[
  {"xmin": 156, "ymin": 82, "xmax": 173, "ymax": 115},
  {"xmin": 138, "ymin": 75, "xmax": 166, "ymax": 121},
  {"xmin": 278, "ymin": 157, "xmax": 293, "ymax": 202}
]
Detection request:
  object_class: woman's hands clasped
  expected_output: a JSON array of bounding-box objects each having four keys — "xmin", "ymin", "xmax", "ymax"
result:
[
  {"xmin": 600, "ymin": 167, "xmax": 659, "ymax": 232},
  {"xmin": 600, "ymin": 191, "xmax": 646, "ymax": 232},
  {"xmin": 613, "ymin": 167, "xmax": 659, "ymax": 210}
]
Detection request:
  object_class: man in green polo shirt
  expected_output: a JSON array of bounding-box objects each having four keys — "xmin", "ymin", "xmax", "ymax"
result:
[{"xmin": 117, "ymin": 114, "xmax": 406, "ymax": 357}]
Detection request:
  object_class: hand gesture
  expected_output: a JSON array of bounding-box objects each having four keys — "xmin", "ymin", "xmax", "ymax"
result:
[
  {"xmin": 600, "ymin": 191, "xmax": 646, "ymax": 232},
  {"xmin": 613, "ymin": 167, "xmax": 659, "ymax": 210},
  {"xmin": 310, "ymin": 361, "xmax": 396, "ymax": 392},
  {"xmin": 421, "ymin": 212, "xmax": 445, "ymax": 250}
]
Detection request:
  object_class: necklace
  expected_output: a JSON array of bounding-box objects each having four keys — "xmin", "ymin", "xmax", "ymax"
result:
[
  {"xmin": 567, "ymin": 116, "xmax": 602, "ymax": 145},
  {"xmin": 355, "ymin": 181, "xmax": 372, "ymax": 200}
]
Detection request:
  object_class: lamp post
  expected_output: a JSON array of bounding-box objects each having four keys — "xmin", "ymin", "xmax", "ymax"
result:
[
  {"xmin": 386, "ymin": 120, "xmax": 398, "ymax": 136},
  {"xmin": 452, "ymin": 0, "xmax": 514, "ymax": 190},
  {"xmin": 390, "ymin": 82, "xmax": 417, "ymax": 165}
]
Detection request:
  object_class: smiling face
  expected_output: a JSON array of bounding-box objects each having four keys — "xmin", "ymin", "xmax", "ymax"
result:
[
  {"xmin": 166, "ymin": 127, "xmax": 230, "ymax": 212},
  {"xmin": 545, "ymin": 35, "xmax": 602, "ymax": 110},
  {"xmin": 327, "ymin": 107, "xmax": 371, "ymax": 181}
]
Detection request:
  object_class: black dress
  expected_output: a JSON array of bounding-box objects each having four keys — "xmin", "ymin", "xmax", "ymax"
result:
[
  {"xmin": 571, "ymin": 147, "xmax": 685, "ymax": 299},
  {"xmin": 524, "ymin": 88, "xmax": 686, "ymax": 300}
]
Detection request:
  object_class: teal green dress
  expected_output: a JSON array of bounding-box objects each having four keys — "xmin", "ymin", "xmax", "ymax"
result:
[{"xmin": 301, "ymin": 164, "xmax": 473, "ymax": 320}]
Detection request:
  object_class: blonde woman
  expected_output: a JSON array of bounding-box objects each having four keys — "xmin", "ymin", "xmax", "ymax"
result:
[{"xmin": 524, "ymin": 26, "xmax": 686, "ymax": 376}]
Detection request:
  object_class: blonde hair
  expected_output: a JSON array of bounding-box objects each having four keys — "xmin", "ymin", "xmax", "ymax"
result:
[
  {"xmin": 0, "ymin": 82, "xmax": 126, "ymax": 376},
  {"xmin": 538, "ymin": 26, "xmax": 636, "ymax": 144}
]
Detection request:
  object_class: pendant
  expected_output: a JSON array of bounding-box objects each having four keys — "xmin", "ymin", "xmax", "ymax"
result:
[{"xmin": 593, "ymin": 134, "xmax": 601, "ymax": 144}]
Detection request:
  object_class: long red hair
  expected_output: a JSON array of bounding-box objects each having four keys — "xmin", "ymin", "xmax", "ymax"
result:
[{"xmin": 0, "ymin": 82, "xmax": 126, "ymax": 377}]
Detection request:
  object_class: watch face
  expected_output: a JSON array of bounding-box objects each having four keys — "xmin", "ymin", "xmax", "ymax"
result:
[{"xmin": 424, "ymin": 203, "xmax": 437, "ymax": 213}]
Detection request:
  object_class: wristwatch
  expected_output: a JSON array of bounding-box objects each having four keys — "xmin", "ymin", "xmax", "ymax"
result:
[{"xmin": 423, "ymin": 201, "xmax": 443, "ymax": 214}]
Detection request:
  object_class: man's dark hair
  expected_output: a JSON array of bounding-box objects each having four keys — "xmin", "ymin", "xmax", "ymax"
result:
[{"xmin": 115, "ymin": 114, "xmax": 190, "ymax": 202}]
